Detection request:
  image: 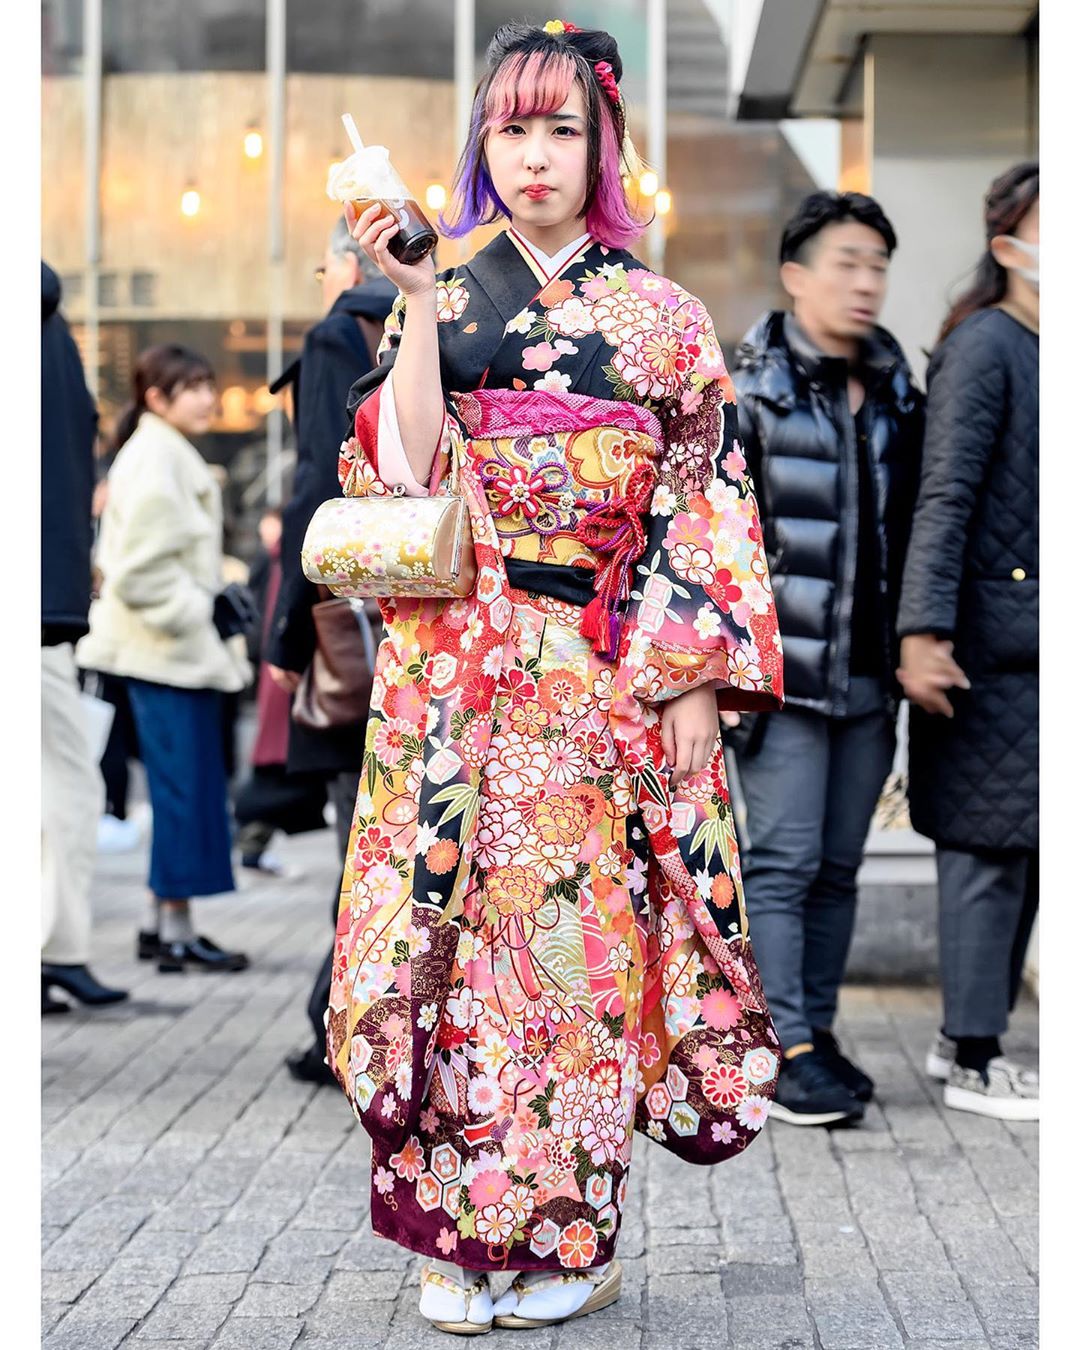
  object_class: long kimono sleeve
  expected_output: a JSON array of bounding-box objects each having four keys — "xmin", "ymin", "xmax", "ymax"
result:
[
  {"xmin": 619, "ymin": 307, "xmax": 784, "ymax": 713},
  {"xmin": 338, "ymin": 289, "xmax": 454, "ymax": 499}
]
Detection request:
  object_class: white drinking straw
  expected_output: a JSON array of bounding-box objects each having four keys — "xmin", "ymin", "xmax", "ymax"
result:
[{"xmin": 341, "ymin": 114, "xmax": 364, "ymax": 154}]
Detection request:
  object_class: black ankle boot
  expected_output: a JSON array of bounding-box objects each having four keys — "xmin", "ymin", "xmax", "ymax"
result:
[{"xmin": 41, "ymin": 964, "xmax": 129, "ymax": 1007}]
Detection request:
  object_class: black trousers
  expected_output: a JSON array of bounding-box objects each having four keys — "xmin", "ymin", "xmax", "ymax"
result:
[
  {"xmin": 937, "ymin": 847, "xmax": 1039, "ymax": 1039},
  {"xmin": 305, "ymin": 770, "xmax": 360, "ymax": 1049}
]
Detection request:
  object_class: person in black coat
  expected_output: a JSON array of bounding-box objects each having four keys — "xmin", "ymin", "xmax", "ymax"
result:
[
  {"xmin": 265, "ymin": 219, "xmax": 396, "ymax": 1083},
  {"xmin": 41, "ymin": 262, "xmax": 128, "ymax": 1012},
  {"xmin": 730, "ymin": 194, "xmax": 924, "ymax": 1127},
  {"xmin": 897, "ymin": 163, "xmax": 1039, "ymax": 1121}
]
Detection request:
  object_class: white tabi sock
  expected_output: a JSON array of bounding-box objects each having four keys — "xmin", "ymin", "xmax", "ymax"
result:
[
  {"xmin": 491, "ymin": 1262, "xmax": 611, "ymax": 1321},
  {"xmin": 420, "ymin": 1259, "xmax": 493, "ymax": 1327}
]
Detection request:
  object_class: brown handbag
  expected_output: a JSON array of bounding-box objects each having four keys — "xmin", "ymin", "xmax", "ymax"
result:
[{"xmin": 292, "ymin": 593, "xmax": 382, "ymax": 732}]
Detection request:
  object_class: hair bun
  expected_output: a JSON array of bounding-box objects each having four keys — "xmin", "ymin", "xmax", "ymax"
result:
[
  {"xmin": 485, "ymin": 21, "xmax": 623, "ymax": 84},
  {"xmin": 563, "ymin": 29, "xmax": 622, "ymax": 83}
]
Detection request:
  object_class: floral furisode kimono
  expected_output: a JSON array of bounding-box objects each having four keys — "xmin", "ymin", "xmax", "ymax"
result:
[{"xmin": 326, "ymin": 227, "xmax": 784, "ymax": 1273}]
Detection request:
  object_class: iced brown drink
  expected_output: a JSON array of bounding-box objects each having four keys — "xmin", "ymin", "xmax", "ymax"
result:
[{"xmin": 327, "ymin": 142, "xmax": 438, "ymax": 266}]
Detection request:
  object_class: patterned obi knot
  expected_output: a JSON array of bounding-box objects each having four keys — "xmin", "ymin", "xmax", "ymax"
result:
[{"xmin": 453, "ymin": 389, "xmax": 663, "ymax": 658}]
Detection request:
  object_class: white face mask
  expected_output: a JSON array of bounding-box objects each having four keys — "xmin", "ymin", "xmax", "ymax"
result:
[{"xmin": 1002, "ymin": 236, "xmax": 1039, "ymax": 290}]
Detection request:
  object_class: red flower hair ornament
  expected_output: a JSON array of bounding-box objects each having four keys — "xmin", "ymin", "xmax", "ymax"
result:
[{"xmin": 542, "ymin": 20, "xmax": 622, "ymax": 109}]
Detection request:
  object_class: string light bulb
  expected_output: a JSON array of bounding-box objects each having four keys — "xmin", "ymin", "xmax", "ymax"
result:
[
  {"xmin": 638, "ymin": 170, "xmax": 659, "ymax": 198},
  {"xmin": 244, "ymin": 129, "xmax": 263, "ymax": 159},
  {"xmin": 425, "ymin": 183, "xmax": 448, "ymax": 211},
  {"xmin": 655, "ymin": 189, "xmax": 673, "ymax": 216},
  {"xmin": 180, "ymin": 187, "xmax": 201, "ymax": 217}
]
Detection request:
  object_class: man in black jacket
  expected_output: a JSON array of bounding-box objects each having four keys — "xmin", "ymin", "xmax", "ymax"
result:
[
  {"xmin": 730, "ymin": 194, "xmax": 924, "ymax": 1126},
  {"xmin": 41, "ymin": 263, "xmax": 128, "ymax": 1013},
  {"xmin": 265, "ymin": 219, "xmax": 396, "ymax": 1084}
]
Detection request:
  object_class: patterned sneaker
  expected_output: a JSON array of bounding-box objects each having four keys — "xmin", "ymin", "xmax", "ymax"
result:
[
  {"xmin": 925, "ymin": 1032, "xmax": 957, "ymax": 1081},
  {"xmin": 943, "ymin": 1057, "xmax": 1039, "ymax": 1121}
]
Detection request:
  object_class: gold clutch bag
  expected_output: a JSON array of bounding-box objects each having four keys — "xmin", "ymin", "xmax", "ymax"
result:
[{"xmin": 300, "ymin": 452, "xmax": 477, "ymax": 600}]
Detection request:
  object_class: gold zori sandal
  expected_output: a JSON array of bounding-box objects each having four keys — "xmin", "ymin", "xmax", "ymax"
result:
[
  {"xmin": 420, "ymin": 1266, "xmax": 493, "ymax": 1336},
  {"xmin": 493, "ymin": 1259, "xmax": 622, "ymax": 1329}
]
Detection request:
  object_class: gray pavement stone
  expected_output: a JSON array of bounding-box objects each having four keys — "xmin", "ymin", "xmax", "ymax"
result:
[
  {"xmin": 41, "ymin": 1271, "xmax": 101, "ymax": 1303},
  {"xmin": 73, "ymin": 1283, "xmax": 165, "ymax": 1320},
  {"xmin": 727, "ymin": 1293, "xmax": 816, "ymax": 1349},
  {"xmin": 41, "ymin": 1304, "xmax": 70, "ymax": 1335},
  {"xmin": 645, "ymin": 1241, "xmax": 724, "ymax": 1276},
  {"xmin": 210, "ymin": 1318, "xmax": 305, "ymax": 1349},
  {"xmin": 133, "ymin": 1302, "xmax": 230, "ymax": 1339},
  {"xmin": 721, "ymin": 1264, "xmax": 802, "ymax": 1298},
  {"xmin": 230, "ymin": 1282, "xmax": 323, "ymax": 1317},
  {"xmin": 299, "ymin": 1303, "xmax": 397, "ymax": 1343},
  {"xmin": 805, "ymin": 1277, "xmax": 905, "ymax": 1350},
  {"xmin": 317, "ymin": 1270, "xmax": 406, "ymax": 1305},
  {"xmin": 164, "ymin": 1274, "xmax": 248, "ymax": 1304},
  {"xmin": 43, "ymin": 1313, "xmax": 139, "ymax": 1350},
  {"xmin": 42, "ymin": 829, "xmax": 1040, "ymax": 1350}
]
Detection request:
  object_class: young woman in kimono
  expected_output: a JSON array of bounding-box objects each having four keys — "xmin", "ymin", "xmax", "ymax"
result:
[{"xmin": 327, "ymin": 20, "xmax": 784, "ymax": 1334}]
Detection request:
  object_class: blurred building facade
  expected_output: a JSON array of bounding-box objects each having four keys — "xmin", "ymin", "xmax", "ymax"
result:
[
  {"xmin": 42, "ymin": 0, "xmax": 821, "ymax": 525},
  {"xmin": 725, "ymin": 0, "xmax": 1040, "ymax": 375}
]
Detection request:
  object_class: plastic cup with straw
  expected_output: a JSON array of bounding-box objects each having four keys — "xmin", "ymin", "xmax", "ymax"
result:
[{"xmin": 327, "ymin": 113, "xmax": 438, "ymax": 265}]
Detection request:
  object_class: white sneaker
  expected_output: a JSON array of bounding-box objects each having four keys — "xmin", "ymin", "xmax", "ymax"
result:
[
  {"xmin": 96, "ymin": 814, "xmax": 143, "ymax": 854},
  {"xmin": 925, "ymin": 1032, "xmax": 957, "ymax": 1081},
  {"xmin": 943, "ymin": 1056, "xmax": 1039, "ymax": 1121}
]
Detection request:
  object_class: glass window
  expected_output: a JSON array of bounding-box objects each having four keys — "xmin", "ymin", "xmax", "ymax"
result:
[
  {"xmin": 42, "ymin": 0, "xmax": 83, "ymax": 76},
  {"xmin": 102, "ymin": 0, "xmax": 266, "ymax": 74},
  {"xmin": 286, "ymin": 0, "xmax": 453, "ymax": 76}
]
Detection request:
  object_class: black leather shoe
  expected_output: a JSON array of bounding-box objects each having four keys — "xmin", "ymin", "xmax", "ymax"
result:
[
  {"xmin": 157, "ymin": 936, "xmax": 249, "ymax": 973},
  {"xmin": 137, "ymin": 929, "xmax": 160, "ymax": 961},
  {"xmin": 41, "ymin": 964, "xmax": 129, "ymax": 1006},
  {"xmin": 42, "ymin": 985, "xmax": 71, "ymax": 1015},
  {"xmin": 286, "ymin": 1047, "xmax": 338, "ymax": 1087},
  {"xmin": 813, "ymin": 1028, "xmax": 875, "ymax": 1102}
]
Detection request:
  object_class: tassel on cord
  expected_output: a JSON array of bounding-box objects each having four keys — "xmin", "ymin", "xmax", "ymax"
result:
[
  {"xmin": 579, "ymin": 594, "xmax": 607, "ymax": 644},
  {"xmin": 576, "ymin": 469, "xmax": 655, "ymax": 660}
]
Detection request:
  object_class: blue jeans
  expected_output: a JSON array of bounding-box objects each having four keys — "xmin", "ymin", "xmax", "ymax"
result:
[{"xmin": 734, "ymin": 679, "xmax": 895, "ymax": 1052}]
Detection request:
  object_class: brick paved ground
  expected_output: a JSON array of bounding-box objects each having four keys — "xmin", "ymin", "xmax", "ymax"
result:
[{"xmin": 42, "ymin": 827, "xmax": 1039, "ymax": 1350}]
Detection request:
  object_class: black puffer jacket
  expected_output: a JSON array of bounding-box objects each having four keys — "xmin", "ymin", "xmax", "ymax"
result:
[
  {"xmin": 733, "ymin": 311, "xmax": 924, "ymax": 716},
  {"xmin": 897, "ymin": 307, "xmax": 1038, "ymax": 851}
]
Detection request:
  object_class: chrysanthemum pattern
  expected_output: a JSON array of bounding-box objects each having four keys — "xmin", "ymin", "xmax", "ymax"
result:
[{"xmin": 326, "ymin": 236, "xmax": 785, "ymax": 1274}]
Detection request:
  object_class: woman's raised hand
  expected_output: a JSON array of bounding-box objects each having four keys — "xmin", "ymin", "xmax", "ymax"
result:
[{"xmin": 344, "ymin": 202, "xmax": 436, "ymax": 298}]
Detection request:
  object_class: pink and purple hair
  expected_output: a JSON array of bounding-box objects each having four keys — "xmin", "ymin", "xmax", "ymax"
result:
[{"xmin": 440, "ymin": 24, "xmax": 646, "ymax": 250}]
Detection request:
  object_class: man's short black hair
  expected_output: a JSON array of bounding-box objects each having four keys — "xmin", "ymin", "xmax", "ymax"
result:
[{"xmin": 779, "ymin": 191, "xmax": 897, "ymax": 265}]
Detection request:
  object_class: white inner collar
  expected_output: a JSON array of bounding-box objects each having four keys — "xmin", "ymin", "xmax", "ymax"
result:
[{"xmin": 512, "ymin": 229, "xmax": 592, "ymax": 276}]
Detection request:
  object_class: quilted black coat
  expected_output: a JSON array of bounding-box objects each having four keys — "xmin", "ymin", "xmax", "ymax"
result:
[
  {"xmin": 897, "ymin": 307, "xmax": 1038, "ymax": 850},
  {"xmin": 41, "ymin": 263, "xmax": 98, "ymax": 646},
  {"xmin": 733, "ymin": 311, "xmax": 924, "ymax": 716}
]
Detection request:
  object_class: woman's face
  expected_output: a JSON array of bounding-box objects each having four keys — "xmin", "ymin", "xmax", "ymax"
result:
[
  {"xmin": 991, "ymin": 196, "xmax": 1039, "ymax": 297},
  {"xmin": 484, "ymin": 81, "xmax": 590, "ymax": 232},
  {"xmin": 147, "ymin": 378, "xmax": 217, "ymax": 438}
]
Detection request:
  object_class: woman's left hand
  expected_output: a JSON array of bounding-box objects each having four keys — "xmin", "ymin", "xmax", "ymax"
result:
[{"xmin": 661, "ymin": 683, "xmax": 720, "ymax": 791}]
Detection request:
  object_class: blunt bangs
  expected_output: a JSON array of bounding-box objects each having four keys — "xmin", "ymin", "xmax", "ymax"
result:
[{"xmin": 481, "ymin": 49, "xmax": 578, "ymax": 133}]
